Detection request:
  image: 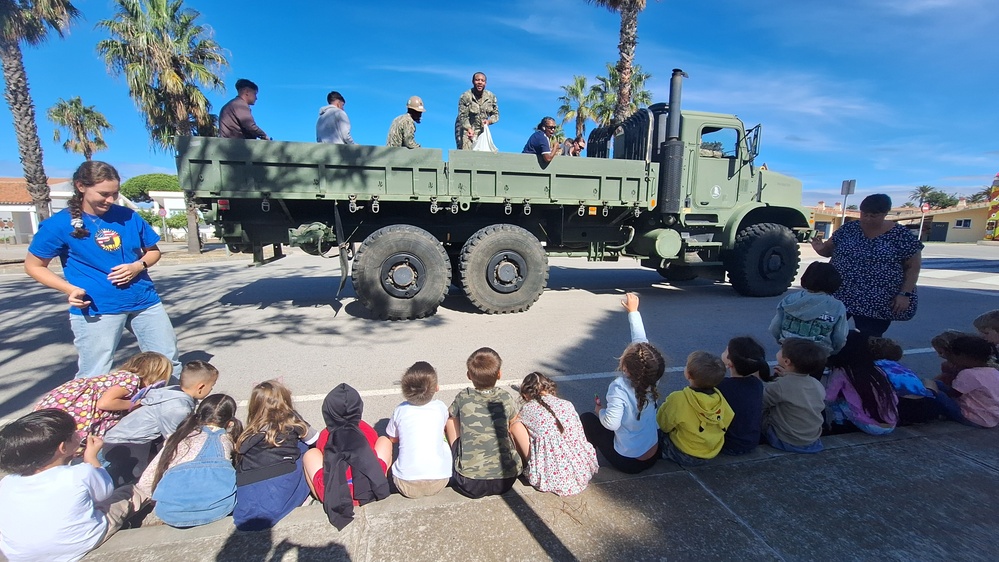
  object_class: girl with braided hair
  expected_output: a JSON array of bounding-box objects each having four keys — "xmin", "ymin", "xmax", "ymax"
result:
[
  {"xmin": 581, "ymin": 293, "xmax": 665, "ymax": 474},
  {"xmin": 515, "ymin": 372, "xmax": 598, "ymax": 496},
  {"xmin": 25, "ymin": 161, "xmax": 180, "ymax": 380}
]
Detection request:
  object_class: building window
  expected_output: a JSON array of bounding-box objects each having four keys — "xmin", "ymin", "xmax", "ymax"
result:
[{"xmin": 954, "ymin": 219, "xmax": 972, "ymax": 229}]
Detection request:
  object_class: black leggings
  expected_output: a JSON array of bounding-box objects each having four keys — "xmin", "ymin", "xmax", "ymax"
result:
[{"xmin": 579, "ymin": 412, "xmax": 658, "ymax": 474}]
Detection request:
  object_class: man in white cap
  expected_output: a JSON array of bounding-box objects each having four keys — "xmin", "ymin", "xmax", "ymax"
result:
[{"xmin": 386, "ymin": 96, "xmax": 425, "ymax": 148}]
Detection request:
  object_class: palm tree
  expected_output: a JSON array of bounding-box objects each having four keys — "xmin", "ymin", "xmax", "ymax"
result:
[
  {"xmin": 47, "ymin": 96, "xmax": 113, "ymax": 160},
  {"xmin": 909, "ymin": 185, "xmax": 936, "ymax": 207},
  {"xmin": 967, "ymin": 187, "xmax": 991, "ymax": 204},
  {"xmin": 590, "ymin": 63, "xmax": 653, "ymax": 127},
  {"xmin": 96, "ymin": 0, "xmax": 227, "ymax": 151},
  {"xmin": 557, "ymin": 75, "xmax": 595, "ymax": 139},
  {"xmin": 1, "ymin": 0, "xmax": 80, "ymax": 221},
  {"xmin": 586, "ymin": 0, "xmax": 648, "ymax": 125}
]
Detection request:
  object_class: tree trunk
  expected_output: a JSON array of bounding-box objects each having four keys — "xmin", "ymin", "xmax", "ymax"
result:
[
  {"xmin": 576, "ymin": 113, "xmax": 585, "ymax": 138},
  {"xmin": 186, "ymin": 193, "xmax": 201, "ymax": 253},
  {"xmin": 0, "ymin": 40, "xmax": 51, "ymax": 222},
  {"xmin": 612, "ymin": 2, "xmax": 640, "ymax": 125}
]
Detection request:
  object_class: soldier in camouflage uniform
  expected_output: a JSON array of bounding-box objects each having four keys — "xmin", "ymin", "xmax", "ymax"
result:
[
  {"xmin": 454, "ymin": 72, "xmax": 499, "ymax": 150},
  {"xmin": 385, "ymin": 96, "xmax": 425, "ymax": 149},
  {"xmin": 446, "ymin": 347, "xmax": 524, "ymax": 499}
]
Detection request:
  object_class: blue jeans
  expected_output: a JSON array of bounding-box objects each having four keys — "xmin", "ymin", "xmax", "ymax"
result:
[
  {"xmin": 661, "ymin": 437, "xmax": 709, "ymax": 467},
  {"xmin": 69, "ymin": 302, "xmax": 180, "ymax": 379},
  {"xmin": 765, "ymin": 426, "xmax": 823, "ymax": 454},
  {"xmin": 932, "ymin": 381, "xmax": 984, "ymax": 428}
]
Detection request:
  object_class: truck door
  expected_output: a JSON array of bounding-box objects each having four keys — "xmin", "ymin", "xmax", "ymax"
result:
[{"xmin": 692, "ymin": 126, "xmax": 740, "ymax": 209}]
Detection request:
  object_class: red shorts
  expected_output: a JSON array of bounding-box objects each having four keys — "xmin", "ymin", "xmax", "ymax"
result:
[{"xmin": 312, "ymin": 421, "xmax": 387, "ymax": 503}]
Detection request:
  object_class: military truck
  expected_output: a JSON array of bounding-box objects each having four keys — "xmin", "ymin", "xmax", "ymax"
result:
[{"xmin": 177, "ymin": 69, "xmax": 813, "ymax": 320}]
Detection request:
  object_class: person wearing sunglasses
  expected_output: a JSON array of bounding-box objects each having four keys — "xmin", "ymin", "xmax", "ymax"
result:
[{"xmin": 522, "ymin": 116, "xmax": 560, "ymax": 164}]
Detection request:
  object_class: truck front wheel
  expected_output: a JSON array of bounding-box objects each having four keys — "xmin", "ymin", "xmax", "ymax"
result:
[
  {"xmin": 351, "ymin": 225, "xmax": 451, "ymax": 320},
  {"xmin": 724, "ymin": 223, "xmax": 799, "ymax": 297},
  {"xmin": 459, "ymin": 224, "xmax": 549, "ymax": 314}
]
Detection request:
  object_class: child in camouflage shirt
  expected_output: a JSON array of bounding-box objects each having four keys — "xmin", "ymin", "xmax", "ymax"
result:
[{"xmin": 445, "ymin": 347, "xmax": 525, "ymax": 498}]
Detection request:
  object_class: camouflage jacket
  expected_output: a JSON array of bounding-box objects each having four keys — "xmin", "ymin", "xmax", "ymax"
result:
[
  {"xmin": 449, "ymin": 386, "xmax": 522, "ymax": 479},
  {"xmin": 454, "ymin": 89, "xmax": 499, "ymax": 149},
  {"xmin": 386, "ymin": 113, "xmax": 419, "ymax": 148}
]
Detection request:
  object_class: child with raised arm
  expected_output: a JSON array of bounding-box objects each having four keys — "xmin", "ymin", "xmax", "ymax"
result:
[
  {"xmin": 101, "ymin": 360, "xmax": 219, "ymax": 485},
  {"xmin": 581, "ymin": 293, "xmax": 665, "ymax": 474},
  {"xmin": 0, "ymin": 410, "xmax": 135, "ymax": 562},
  {"xmin": 234, "ymin": 380, "xmax": 320, "ymax": 530},
  {"xmin": 769, "ymin": 261, "xmax": 849, "ymax": 354},
  {"xmin": 516, "ymin": 372, "xmax": 599, "ymax": 496},
  {"xmin": 762, "ymin": 339, "xmax": 829, "ymax": 453},
  {"xmin": 445, "ymin": 347, "xmax": 524, "ymax": 498},
  {"xmin": 658, "ymin": 351, "xmax": 734, "ymax": 466},
  {"xmin": 717, "ymin": 337, "xmax": 768, "ymax": 455},
  {"xmin": 136, "ymin": 394, "xmax": 243, "ymax": 528},
  {"xmin": 923, "ymin": 335, "xmax": 999, "ymax": 428},
  {"xmin": 34, "ymin": 351, "xmax": 173, "ymax": 443},
  {"xmin": 383, "ymin": 362, "xmax": 452, "ymax": 498}
]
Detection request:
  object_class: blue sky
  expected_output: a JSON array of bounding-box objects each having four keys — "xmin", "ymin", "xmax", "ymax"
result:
[{"xmin": 1, "ymin": 0, "xmax": 996, "ymax": 206}]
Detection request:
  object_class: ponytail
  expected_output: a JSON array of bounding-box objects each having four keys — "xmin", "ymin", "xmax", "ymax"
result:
[{"xmin": 519, "ymin": 372, "xmax": 564, "ymax": 433}]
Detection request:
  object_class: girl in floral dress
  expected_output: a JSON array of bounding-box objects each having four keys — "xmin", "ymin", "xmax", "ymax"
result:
[
  {"xmin": 516, "ymin": 372, "xmax": 598, "ymax": 496},
  {"xmin": 34, "ymin": 351, "xmax": 173, "ymax": 442}
]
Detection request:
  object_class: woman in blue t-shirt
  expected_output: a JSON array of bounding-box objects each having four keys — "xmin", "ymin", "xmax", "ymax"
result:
[{"xmin": 24, "ymin": 161, "xmax": 180, "ymax": 379}]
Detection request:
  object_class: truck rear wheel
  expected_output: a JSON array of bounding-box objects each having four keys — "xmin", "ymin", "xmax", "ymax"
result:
[
  {"xmin": 459, "ymin": 224, "xmax": 548, "ymax": 314},
  {"xmin": 725, "ymin": 223, "xmax": 799, "ymax": 297},
  {"xmin": 351, "ymin": 225, "xmax": 450, "ymax": 320}
]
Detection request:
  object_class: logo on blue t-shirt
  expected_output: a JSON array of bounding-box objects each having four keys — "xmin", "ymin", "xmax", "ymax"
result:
[{"xmin": 94, "ymin": 228, "xmax": 122, "ymax": 251}]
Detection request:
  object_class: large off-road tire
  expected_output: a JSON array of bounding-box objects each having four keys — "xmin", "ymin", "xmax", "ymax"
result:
[
  {"xmin": 459, "ymin": 224, "xmax": 548, "ymax": 314},
  {"xmin": 656, "ymin": 263, "xmax": 698, "ymax": 282},
  {"xmin": 724, "ymin": 223, "xmax": 799, "ymax": 297},
  {"xmin": 351, "ymin": 225, "xmax": 450, "ymax": 320}
]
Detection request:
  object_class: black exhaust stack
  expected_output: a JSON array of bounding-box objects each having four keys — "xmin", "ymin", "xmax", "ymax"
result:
[{"xmin": 659, "ymin": 69, "xmax": 688, "ymax": 215}]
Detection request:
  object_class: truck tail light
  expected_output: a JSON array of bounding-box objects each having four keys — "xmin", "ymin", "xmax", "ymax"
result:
[{"xmin": 218, "ymin": 199, "xmax": 230, "ymax": 211}]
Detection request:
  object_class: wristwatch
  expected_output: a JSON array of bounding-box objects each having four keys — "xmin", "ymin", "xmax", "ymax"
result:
[
  {"xmin": 140, "ymin": 260, "xmax": 149, "ymax": 269},
  {"xmin": 897, "ymin": 291, "xmax": 914, "ymax": 297}
]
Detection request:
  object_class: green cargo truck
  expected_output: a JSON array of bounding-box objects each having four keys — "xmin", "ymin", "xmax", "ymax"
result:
[{"xmin": 177, "ymin": 69, "xmax": 814, "ymax": 319}]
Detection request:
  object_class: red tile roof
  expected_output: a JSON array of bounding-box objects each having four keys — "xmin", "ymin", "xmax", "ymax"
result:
[{"xmin": 0, "ymin": 178, "xmax": 71, "ymax": 205}]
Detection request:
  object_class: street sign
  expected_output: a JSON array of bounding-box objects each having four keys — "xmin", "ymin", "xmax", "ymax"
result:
[
  {"xmin": 921, "ymin": 203, "xmax": 930, "ymax": 213},
  {"xmin": 841, "ymin": 179, "xmax": 856, "ymax": 196},
  {"xmin": 158, "ymin": 208, "xmax": 167, "ymax": 217}
]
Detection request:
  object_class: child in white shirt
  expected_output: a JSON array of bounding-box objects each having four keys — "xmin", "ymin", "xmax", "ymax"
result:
[
  {"xmin": 0, "ymin": 409, "xmax": 135, "ymax": 562},
  {"xmin": 385, "ymin": 361, "xmax": 452, "ymax": 498}
]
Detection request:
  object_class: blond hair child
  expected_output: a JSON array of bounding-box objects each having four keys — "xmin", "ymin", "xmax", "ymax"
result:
[{"xmin": 658, "ymin": 351, "xmax": 734, "ymax": 466}]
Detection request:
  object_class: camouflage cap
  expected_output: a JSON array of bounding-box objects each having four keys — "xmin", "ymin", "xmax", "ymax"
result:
[{"xmin": 407, "ymin": 96, "xmax": 426, "ymax": 112}]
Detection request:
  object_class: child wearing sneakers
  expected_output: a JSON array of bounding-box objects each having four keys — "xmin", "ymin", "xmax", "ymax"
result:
[
  {"xmin": 658, "ymin": 351, "xmax": 734, "ymax": 466},
  {"xmin": 101, "ymin": 360, "xmax": 219, "ymax": 485},
  {"xmin": 762, "ymin": 339, "xmax": 829, "ymax": 453},
  {"xmin": 384, "ymin": 362, "xmax": 452, "ymax": 498},
  {"xmin": 445, "ymin": 347, "xmax": 524, "ymax": 499}
]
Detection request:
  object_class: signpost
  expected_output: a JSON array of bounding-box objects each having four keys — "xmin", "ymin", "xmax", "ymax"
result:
[
  {"xmin": 158, "ymin": 207, "xmax": 170, "ymax": 242},
  {"xmin": 917, "ymin": 202, "xmax": 930, "ymax": 241},
  {"xmin": 840, "ymin": 179, "xmax": 856, "ymax": 229}
]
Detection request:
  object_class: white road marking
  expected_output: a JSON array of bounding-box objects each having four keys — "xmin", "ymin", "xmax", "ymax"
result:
[{"xmin": 0, "ymin": 347, "xmax": 944, "ymax": 423}]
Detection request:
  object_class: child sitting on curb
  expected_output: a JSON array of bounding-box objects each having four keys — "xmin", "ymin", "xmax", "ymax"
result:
[
  {"xmin": 762, "ymin": 339, "xmax": 829, "ymax": 453},
  {"xmin": 445, "ymin": 347, "xmax": 524, "ymax": 499},
  {"xmin": 658, "ymin": 351, "xmax": 734, "ymax": 466}
]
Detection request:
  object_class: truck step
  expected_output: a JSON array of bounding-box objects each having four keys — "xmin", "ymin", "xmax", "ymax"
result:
[{"xmin": 683, "ymin": 241, "xmax": 723, "ymax": 248}]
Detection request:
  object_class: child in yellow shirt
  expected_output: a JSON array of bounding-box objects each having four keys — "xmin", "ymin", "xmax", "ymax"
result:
[{"xmin": 657, "ymin": 351, "xmax": 734, "ymax": 466}]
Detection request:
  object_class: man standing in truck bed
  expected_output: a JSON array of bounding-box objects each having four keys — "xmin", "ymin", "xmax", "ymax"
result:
[
  {"xmin": 386, "ymin": 96, "xmax": 425, "ymax": 149},
  {"xmin": 454, "ymin": 72, "xmax": 499, "ymax": 150},
  {"xmin": 218, "ymin": 79, "xmax": 269, "ymax": 140}
]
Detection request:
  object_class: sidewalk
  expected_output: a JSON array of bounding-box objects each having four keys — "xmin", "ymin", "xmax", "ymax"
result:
[
  {"xmin": 77, "ymin": 421, "xmax": 997, "ymax": 562},
  {"xmin": 0, "ymin": 241, "xmax": 259, "ymax": 273}
]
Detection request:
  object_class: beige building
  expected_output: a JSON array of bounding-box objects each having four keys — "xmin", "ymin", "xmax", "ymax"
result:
[{"xmin": 809, "ymin": 198, "xmax": 992, "ymax": 243}]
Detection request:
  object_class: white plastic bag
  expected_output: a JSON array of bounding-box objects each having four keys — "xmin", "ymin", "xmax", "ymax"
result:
[{"xmin": 472, "ymin": 123, "xmax": 498, "ymax": 153}]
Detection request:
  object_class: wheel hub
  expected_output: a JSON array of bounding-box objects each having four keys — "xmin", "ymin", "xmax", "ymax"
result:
[
  {"xmin": 486, "ymin": 252, "xmax": 526, "ymax": 293},
  {"xmin": 380, "ymin": 252, "xmax": 425, "ymax": 298},
  {"xmin": 760, "ymin": 248, "xmax": 785, "ymax": 279}
]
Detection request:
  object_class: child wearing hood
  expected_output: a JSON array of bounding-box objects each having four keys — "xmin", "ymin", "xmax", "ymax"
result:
[
  {"xmin": 657, "ymin": 351, "xmax": 734, "ymax": 466},
  {"xmin": 302, "ymin": 384, "xmax": 390, "ymax": 530},
  {"xmin": 769, "ymin": 261, "xmax": 849, "ymax": 355}
]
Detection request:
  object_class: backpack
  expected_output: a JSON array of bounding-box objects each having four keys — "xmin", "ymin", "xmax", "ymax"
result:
[{"xmin": 152, "ymin": 426, "xmax": 236, "ymax": 527}]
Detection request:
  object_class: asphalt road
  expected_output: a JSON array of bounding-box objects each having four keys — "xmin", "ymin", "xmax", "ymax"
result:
[{"xmin": 2, "ymin": 243, "xmax": 997, "ymax": 430}]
